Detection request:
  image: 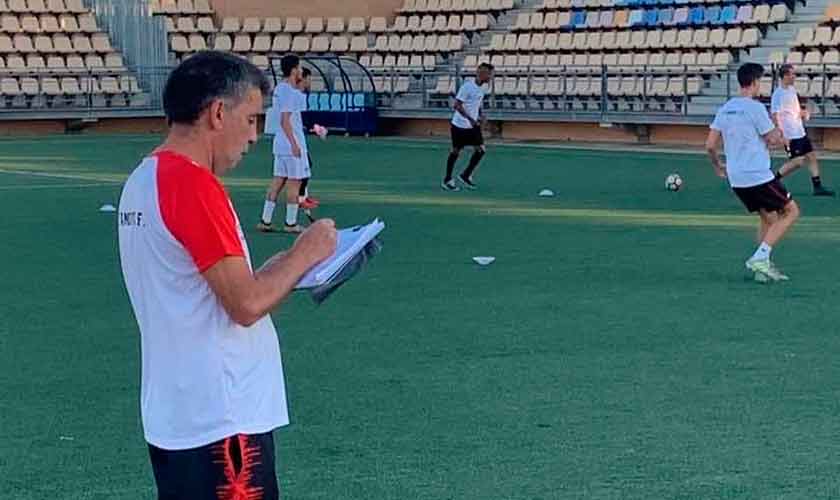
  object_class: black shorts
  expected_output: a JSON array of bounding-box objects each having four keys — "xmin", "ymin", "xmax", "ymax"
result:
[
  {"xmin": 451, "ymin": 124, "xmax": 483, "ymax": 149},
  {"xmin": 733, "ymin": 178, "xmax": 793, "ymax": 213},
  {"xmin": 787, "ymin": 136, "xmax": 814, "ymax": 159},
  {"xmin": 148, "ymin": 432, "xmax": 278, "ymax": 500}
]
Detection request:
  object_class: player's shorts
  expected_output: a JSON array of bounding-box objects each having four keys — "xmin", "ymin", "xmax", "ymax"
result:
[
  {"xmin": 451, "ymin": 124, "xmax": 483, "ymax": 149},
  {"xmin": 733, "ymin": 178, "xmax": 793, "ymax": 213},
  {"xmin": 786, "ymin": 136, "xmax": 814, "ymax": 159},
  {"xmin": 273, "ymin": 154, "xmax": 310, "ymax": 179},
  {"xmin": 148, "ymin": 432, "xmax": 278, "ymax": 500}
]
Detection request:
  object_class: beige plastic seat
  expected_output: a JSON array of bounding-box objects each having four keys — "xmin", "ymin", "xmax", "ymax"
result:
[
  {"xmin": 392, "ymin": 16, "xmax": 409, "ymax": 32},
  {"xmin": 242, "ymin": 17, "xmax": 261, "ymax": 33},
  {"xmin": 372, "ymin": 35, "xmax": 387, "ymax": 51},
  {"xmin": 751, "ymin": 4, "xmax": 770, "ymax": 24},
  {"xmin": 571, "ymin": 32, "xmax": 587, "ymax": 50},
  {"xmin": 811, "ymin": 26, "xmax": 832, "ymax": 47},
  {"xmin": 769, "ymin": 4, "xmax": 788, "ymax": 23},
  {"xmin": 349, "ymin": 35, "xmax": 367, "ymax": 52},
  {"xmin": 271, "ymin": 34, "xmax": 291, "ymax": 52},
  {"xmin": 310, "ymin": 35, "xmax": 329, "ymax": 52},
  {"xmin": 330, "ymin": 36, "xmax": 349, "ymax": 52},
  {"xmin": 803, "ymin": 50, "xmax": 822, "ymax": 71},
  {"xmin": 159, "ymin": 0, "xmax": 177, "ymax": 14},
  {"xmin": 6, "ymin": 54, "xmax": 24, "ymax": 70},
  {"xmin": 26, "ymin": 54, "xmax": 45, "ymax": 71},
  {"xmin": 528, "ymin": 32, "xmax": 544, "ymax": 51},
  {"xmin": 40, "ymin": 15, "xmax": 60, "ymax": 33},
  {"xmin": 20, "ymin": 77, "xmax": 43, "ymax": 106},
  {"xmin": 399, "ymin": 34, "xmax": 413, "ymax": 51},
  {"xmin": 630, "ymin": 30, "xmax": 646, "ymax": 49},
  {"xmin": 33, "ymin": 34, "xmax": 53, "ymax": 52},
  {"xmin": 2, "ymin": 15, "xmax": 20, "ymax": 32},
  {"xmin": 646, "ymin": 30, "xmax": 663, "ymax": 50},
  {"xmin": 285, "ymin": 17, "xmax": 303, "ymax": 33},
  {"xmin": 91, "ymin": 33, "xmax": 111, "ymax": 52},
  {"xmin": 348, "ymin": 17, "xmax": 366, "ymax": 33},
  {"xmin": 614, "ymin": 31, "xmax": 630, "ymax": 50},
  {"xmin": 446, "ymin": 14, "xmax": 461, "ymax": 31},
  {"xmin": 14, "ymin": 34, "xmax": 34, "ymax": 52},
  {"xmin": 174, "ymin": 17, "xmax": 196, "ymax": 33},
  {"xmin": 249, "ymin": 54, "xmax": 269, "ymax": 69},
  {"xmin": 251, "ymin": 34, "xmax": 271, "ymax": 52},
  {"xmin": 85, "ymin": 53, "xmax": 104, "ymax": 71},
  {"xmin": 212, "ymin": 33, "xmax": 231, "ymax": 51},
  {"xmin": 220, "ymin": 17, "xmax": 239, "ymax": 33},
  {"xmin": 291, "ymin": 35, "xmax": 310, "ymax": 52},
  {"xmin": 709, "ymin": 27, "xmax": 726, "ymax": 48},
  {"xmin": 516, "ymin": 33, "xmax": 530, "ymax": 51},
  {"xmin": 786, "ymin": 50, "xmax": 803, "ymax": 65},
  {"xmin": 677, "ymin": 29, "xmax": 694, "ymax": 49},
  {"xmin": 305, "ymin": 17, "xmax": 324, "ymax": 33},
  {"xmin": 78, "ymin": 13, "xmax": 97, "ymax": 32},
  {"xmin": 824, "ymin": 49, "xmax": 840, "ymax": 65},
  {"xmin": 369, "ymin": 17, "xmax": 387, "ymax": 33},
  {"xmin": 693, "ymin": 28, "xmax": 710, "ymax": 48},
  {"xmin": 488, "ymin": 33, "xmax": 503, "ymax": 51},
  {"xmin": 513, "ymin": 12, "xmax": 529, "ymax": 30},
  {"xmin": 163, "ymin": 16, "xmax": 175, "ymax": 33},
  {"xmin": 419, "ymin": 14, "xmax": 434, "ymax": 31},
  {"xmin": 8, "ymin": 0, "xmax": 27, "ymax": 13},
  {"xmin": 502, "ymin": 33, "xmax": 516, "ymax": 51},
  {"xmin": 586, "ymin": 32, "xmax": 602, "ymax": 51},
  {"xmin": 326, "ymin": 17, "xmax": 344, "ymax": 33},
  {"xmin": 21, "ymin": 15, "xmax": 41, "ymax": 33},
  {"xmin": 794, "ymin": 27, "xmax": 813, "ymax": 48},
  {"xmin": 738, "ymin": 28, "xmax": 758, "ymax": 48},
  {"xmin": 170, "ymin": 34, "xmax": 188, "ymax": 52},
  {"xmin": 176, "ymin": 0, "xmax": 195, "ymax": 14},
  {"xmin": 433, "ymin": 14, "xmax": 448, "ymax": 31},
  {"xmin": 46, "ymin": 55, "xmax": 65, "ymax": 71},
  {"xmin": 47, "ymin": 0, "xmax": 67, "ymax": 13},
  {"xmin": 411, "ymin": 33, "xmax": 425, "ymax": 51},
  {"xmin": 254, "ymin": 17, "xmax": 279, "ymax": 33},
  {"xmin": 104, "ymin": 52, "xmax": 124, "ymax": 69},
  {"xmin": 712, "ymin": 51, "xmax": 731, "ymax": 69},
  {"xmin": 65, "ymin": 54, "xmax": 83, "ymax": 71}
]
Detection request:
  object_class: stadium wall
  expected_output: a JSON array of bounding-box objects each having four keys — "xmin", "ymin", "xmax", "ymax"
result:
[{"xmin": 210, "ymin": 0, "xmax": 403, "ymax": 19}]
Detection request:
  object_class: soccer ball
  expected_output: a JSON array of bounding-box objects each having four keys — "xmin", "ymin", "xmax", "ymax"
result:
[{"xmin": 665, "ymin": 173, "xmax": 683, "ymax": 192}]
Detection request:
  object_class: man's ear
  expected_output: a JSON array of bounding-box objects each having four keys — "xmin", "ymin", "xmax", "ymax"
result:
[{"xmin": 207, "ymin": 99, "xmax": 225, "ymax": 131}]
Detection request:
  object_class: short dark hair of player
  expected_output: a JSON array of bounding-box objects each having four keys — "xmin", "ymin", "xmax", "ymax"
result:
[
  {"xmin": 163, "ymin": 50, "xmax": 271, "ymax": 125},
  {"xmin": 778, "ymin": 64, "xmax": 794, "ymax": 79},
  {"xmin": 737, "ymin": 63, "xmax": 764, "ymax": 89},
  {"xmin": 301, "ymin": 67, "xmax": 311, "ymax": 78},
  {"xmin": 280, "ymin": 54, "xmax": 300, "ymax": 78},
  {"xmin": 478, "ymin": 62, "xmax": 494, "ymax": 72}
]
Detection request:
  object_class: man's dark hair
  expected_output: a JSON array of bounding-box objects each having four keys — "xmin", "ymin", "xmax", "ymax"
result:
[
  {"xmin": 301, "ymin": 67, "xmax": 311, "ymax": 78},
  {"xmin": 737, "ymin": 62, "xmax": 764, "ymax": 89},
  {"xmin": 478, "ymin": 62, "xmax": 494, "ymax": 72},
  {"xmin": 280, "ymin": 54, "xmax": 300, "ymax": 78},
  {"xmin": 163, "ymin": 50, "xmax": 270, "ymax": 125},
  {"xmin": 778, "ymin": 63, "xmax": 794, "ymax": 79}
]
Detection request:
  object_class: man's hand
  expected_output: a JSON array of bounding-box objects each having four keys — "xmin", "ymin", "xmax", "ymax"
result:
[
  {"xmin": 292, "ymin": 219, "xmax": 337, "ymax": 268},
  {"xmin": 714, "ymin": 163, "xmax": 727, "ymax": 179},
  {"xmin": 291, "ymin": 143, "xmax": 302, "ymax": 158},
  {"xmin": 802, "ymin": 108, "xmax": 811, "ymax": 121}
]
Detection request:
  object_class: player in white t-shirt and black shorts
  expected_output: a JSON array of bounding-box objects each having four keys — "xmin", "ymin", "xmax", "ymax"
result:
[
  {"xmin": 771, "ymin": 64, "xmax": 834, "ymax": 196},
  {"xmin": 258, "ymin": 54, "xmax": 311, "ymax": 234},
  {"xmin": 706, "ymin": 63, "xmax": 801, "ymax": 282},
  {"xmin": 442, "ymin": 62, "xmax": 494, "ymax": 192}
]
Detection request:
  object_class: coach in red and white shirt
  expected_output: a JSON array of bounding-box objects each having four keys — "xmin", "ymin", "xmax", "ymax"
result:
[{"xmin": 118, "ymin": 51, "xmax": 336, "ymax": 500}]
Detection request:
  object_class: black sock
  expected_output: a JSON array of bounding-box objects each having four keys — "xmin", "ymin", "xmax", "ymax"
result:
[
  {"xmin": 299, "ymin": 177, "xmax": 310, "ymax": 197},
  {"xmin": 445, "ymin": 152, "xmax": 459, "ymax": 182},
  {"xmin": 812, "ymin": 176, "xmax": 822, "ymax": 188},
  {"xmin": 462, "ymin": 150, "xmax": 485, "ymax": 180}
]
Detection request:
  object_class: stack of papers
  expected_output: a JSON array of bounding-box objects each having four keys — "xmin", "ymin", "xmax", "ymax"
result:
[{"xmin": 296, "ymin": 219, "xmax": 385, "ymax": 303}]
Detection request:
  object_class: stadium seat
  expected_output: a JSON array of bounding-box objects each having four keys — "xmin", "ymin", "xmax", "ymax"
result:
[
  {"xmin": 59, "ymin": 14, "xmax": 79, "ymax": 32},
  {"xmin": 719, "ymin": 5, "xmax": 736, "ymax": 25},
  {"xmin": 311, "ymin": 35, "xmax": 329, "ymax": 52},
  {"xmin": 571, "ymin": 10, "xmax": 585, "ymax": 27},
  {"xmin": 285, "ymin": 17, "xmax": 303, "ymax": 33},
  {"xmin": 220, "ymin": 17, "xmax": 239, "ymax": 33},
  {"xmin": 79, "ymin": 14, "xmax": 97, "ymax": 33},
  {"xmin": 271, "ymin": 34, "xmax": 291, "ymax": 52},
  {"xmin": 689, "ymin": 6, "xmax": 703, "ymax": 25},
  {"xmin": 91, "ymin": 33, "xmax": 111, "ymax": 52},
  {"xmin": 672, "ymin": 7, "xmax": 688, "ymax": 26},
  {"xmin": 735, "ymin": 5, "xmax": 751, "ymax": 25},
  {"xmin": 242, "ymin": 18, "xmax": 261, "ymax": 33},
  {"xmin": 176, "ymin": 0, "xmax": 195, "ymax": 14},
  {"xmin": 105, "ymin": 52, "xmax": 124, "ymax": 69},
  {"xmin": 628, "ymin": 9, "xmax": 644, "ymax": 27},
  {"xmin": 251, "ymin": 34, "xmax": 271, "ymax": 52},
  {"xmin": 811, "ymin": 26, "xmax": 832, "ymax": 47},
  {"xmin": 170, "ymin": 34, "xmax": 189, "ymax": 52},
  {"xmin": 326, "ymin": 17, "xmax": 344, "ymax": 33},
  {"xmin": 348, "ymin": 17, "xmax": 366, "ymax": 33},
  {"xmin": 330, "ymin": 36, "xmax": 349, "ymax": 52},
  {"xmin": 176, "ymin": 17, "xmax": 197, "ymax": 33},
  {"xmin": 769, "ymin": 4, "xmax": 788, "ymax": 23},
  {"xmin": 794, "ymin": 27, "xmax": 813, "ymax": 48},
  {"xmin": 41, "ymin": 15, "xmax": 60, "ymax": 33},
  {"xmin": 213, "ymin": 34, "xmax": 231, "ymax": 51},
  {"xmin": 291, "ymin": 35, "xmax": 310, "ymax": 52},
  {"xmin": 305, "ymin": 17, "xmax": 324, "ymax": 33},
  {"xmin": 704, "ymin": 6, "xmax": 720, "ymax": 25},
  {"xmin": 752, "ymin": 4, "xmax": 770, "ymax": 25},
  {"xmin": 84, "ymin": 53, "xmax": 103, "ymax": 71},
  {"xmin": 369, "ymin": 17, "xmax": 387, "ymax": 33},
  {"xmin": 644, "ymin": 9, "xmax": 657, "ymax": 26},
  {"xmin": 350, "ymin": 35, "xmax": 367, "ymax": 52},
  {"xmin": 47, "ymin": 0, "xmax": 66, "ymax": 13},
  {"xmin": 262, "ymin": 17, "xmax": 282, "ymax": 33}
]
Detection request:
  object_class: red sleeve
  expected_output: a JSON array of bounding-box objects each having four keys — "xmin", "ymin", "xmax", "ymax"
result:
[{"xmin": 156, "ymin": 152, "xmax": 245, "ymax": 273}]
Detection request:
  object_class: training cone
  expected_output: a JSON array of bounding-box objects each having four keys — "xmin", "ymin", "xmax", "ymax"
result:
[
  {"xmin": 538, "ymin": 189, "xmax": 555, "ymax": 197},
  {"xmin": 99, "ymin": 204, "xmax": 116, "ymax": 212},
  {"xmin": 472, "ymin": 256, "xmax": 496, "ymax": 266}
]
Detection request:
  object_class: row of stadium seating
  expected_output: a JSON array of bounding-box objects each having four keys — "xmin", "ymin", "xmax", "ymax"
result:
[
  {"xmin": 0, "ymin": 74, "xmax": 147, "ymax": 107},
  {"xmin": 537, "ymin": 0, "xmax": 787, "ymax": 9},
  {"xmin": 398, "ymin": 0, "xmax": 515, "ymax": 13},
  {"xmin": 759, "ymin": 75, "xmax": 840, "ymax": 98},
  {"xmin": 0, "ymin": 0, "xmax": 86, "ymax": 14},
  {"xmin": 0, "ymin": 33, "xmax": 113, "ymax": 53},
  {"xmin": 793, "ymin": 25, "xmax": 840, "ymax": 48},
  {"xmin": 511, "ymin": 4, "xmax": 787, "ymax": 30},
  {"xmin": 770, "ymin": 49, "xmax": 840, "ymax": 69},
  {"xmin": 487, "ymin": 27, "xmax": 760, "ymax": 52},
  {"xmin": 149, "ymin": 0, "xmax": 212, "ymax": 15},
  {"xmin": 466, "ymin": 50, "xmax": 733, "ymax": 73},
  {"xmin": 380, "ymin": 14, "xmax": 493, "ymax": 33},
  {"xmin": 0, "ymin": 12, "xmax": 99, "ymax": 33},
  {"xmin": 0, "ymin": 52, "xmax": 124, "ymax": 72}
]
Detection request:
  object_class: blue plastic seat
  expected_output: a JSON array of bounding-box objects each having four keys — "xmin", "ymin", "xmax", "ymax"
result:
[
  {"xmin": 308, "ymin": 93, "xmax": 319, "ymax": 111},
  {"xmin": 644, "ymin": 8, "xmax": 658, "ymax": 25},
  {"xmin": 658, "ymin": 7, "xmax": 673, "ymax": 25},
  {"xmin": 628, "ymin": 8, "xmax": 645, "ymax": 26},
  {"xmin": 329, "ymin": 93, "xmax": 345, "ymax": 111},
  {"xmin": 689, "ymin": 6, "xmax": 704, "ymax": 25},
  {"xmin": 572, "ymin": 10, "xmax": 586, "ymax": 28},
  {"xmin": 318, "ymin": 93, "xmax": 330, "ymax": 111},
  {"xmin": 352, "ymin": 93, "xmax": 365, "ymax": 108},
  {"xmin": 719, "ymin": 5, "xmax": 737, "ymax": 25},
  {"xmin": 704, "ymin": 5, "xmax": 720, "ymax": 24}
]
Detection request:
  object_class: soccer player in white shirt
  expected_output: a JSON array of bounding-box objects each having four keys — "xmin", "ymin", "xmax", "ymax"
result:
[
  {"xmin": 771, "ymin": 64, "xmax": 835, "ymax": 196},
  {"xmin": 118, "ymin": 51, "xmax": 337, "ymax": 499},
  {"xmin": 442, "ymin": 62, "xmax": 494, "ymax": 192},
  {"xmin": 706, "ymin": 63, "xmax": 800, "ymax": 282},
  {"xmin": 258, "ymin": 54, "xmax": 311, "ymax": 234}
]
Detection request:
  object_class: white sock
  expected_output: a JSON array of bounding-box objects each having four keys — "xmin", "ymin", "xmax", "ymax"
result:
[
  {"xmin": 261, "ymin": 200, "xmax": 276, "ymax": 224},
  {"xmin": 298, "ymin": 195, "xmax": 306, "ymax": 204},
  {"xmin": 751, "ymin": 242, "xmax": 772, "ymax": 261},
  {"xmin": 285, "ymin": 203, "xmax": 299, "ymax": 226}
]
